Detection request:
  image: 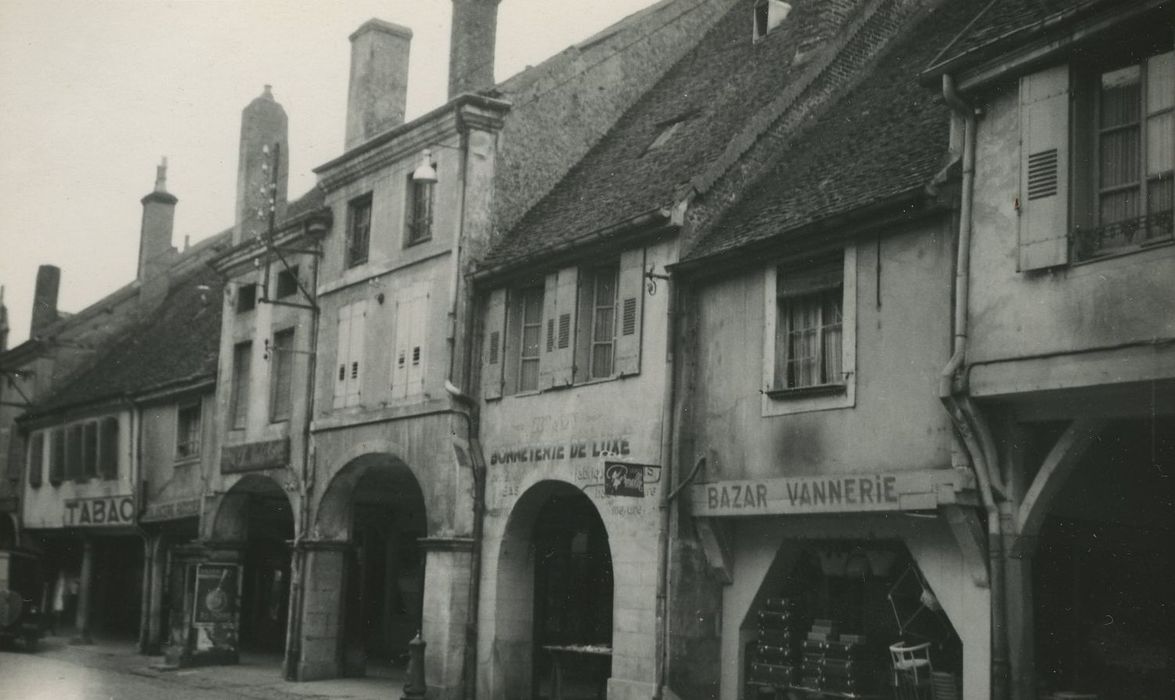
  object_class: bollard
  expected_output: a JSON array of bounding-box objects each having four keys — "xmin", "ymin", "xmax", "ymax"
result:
[{"xmin": 403, "ymin": 631, "xmax": 427, "ymax": 699}]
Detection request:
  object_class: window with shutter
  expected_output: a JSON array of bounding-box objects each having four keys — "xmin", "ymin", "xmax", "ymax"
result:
[
  {"xmin": 231, "ymin": 341, "xmax": 252, "ymax": 428},
  {"xmin": 391, "ymin": 287, "xmax": 428, "ymax": 399},
  {"xmin": 482, "ymin": 288, "xmax": 507, "ymax": 400},
  {"xmin": 27, "ymin": 432, "xmax": 43, "ymax": 488},
  {"xmin": 49, "ymin": 428, "xmax": 64, "ymax": 486},
  {"xmin": 613, "ymin": 248, "xmax": 646, "ymax": 376},
  {"xmin": 82, "ymin": 421, "xmax": 98, "ymax": 478},
  {"xmin": 1019, "ymin": 64, "xmax": 1071, "ymax": 270}
]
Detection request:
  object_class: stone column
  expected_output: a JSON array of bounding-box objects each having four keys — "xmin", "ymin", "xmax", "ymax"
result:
[
  {"xmin": 419, "ymin": 536, "xmax": 475, "ymax": 700},
  {"xmin": 74, "ymin": 535, "xmax": 94, "ymax": 644},
  {"xmin": 295, "ymin": 540, "xmax": 349, "ymax": 681},
  {"xmin": 1006, "ymin": 536, "xmax": 1036, "ymax": 700},
  {"xmin": 144, "ymin": 535, "xmax": 168, "ymax": 654}
]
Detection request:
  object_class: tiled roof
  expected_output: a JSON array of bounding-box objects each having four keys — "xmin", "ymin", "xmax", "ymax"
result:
[
  {"xmin": 29, "ymin": 266, "xmax": 224, "ymax": 415},
  {"xmin": 924, "ymin": 0, "xmax": 1122, "ymax": 77},
  {"xmin": 683, "ymin": 0, "xmax": 978, "ymax": 262},
  {"xmin": 481, "ymin": 0, "xmax": 834, "ymax": 269}
]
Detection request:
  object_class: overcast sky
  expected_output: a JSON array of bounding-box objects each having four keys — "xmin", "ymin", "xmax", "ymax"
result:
[{"xmin": 0, "ymin": 0, "xmax": 660, "ymax": 347}]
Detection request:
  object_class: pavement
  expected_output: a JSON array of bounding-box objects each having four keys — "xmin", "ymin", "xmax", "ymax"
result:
[{"xmin": 0, "ymin": 634, "xmax": 406, "ymax": 699}]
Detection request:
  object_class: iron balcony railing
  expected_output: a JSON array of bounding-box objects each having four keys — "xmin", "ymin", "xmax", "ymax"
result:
[{"xmin": 1072, "ymin": 209, "xmax": 1174, "ymax": 261}]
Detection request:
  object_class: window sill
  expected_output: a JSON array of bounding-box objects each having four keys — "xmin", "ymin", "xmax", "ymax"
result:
[
  {"xmin": 173, "ymin": 455, "xmax": 200, "ymax": 467},
  {"xmin": 405, "ymin": 237, "xmax": 432, "ymax": 248},
  {"xmin": 766, "ymin": 383, "xmax": 847, "ymax": 400},
  {"xmin": 1072, "ymin": 235, "xmax": 1173, "ymax": 267}
]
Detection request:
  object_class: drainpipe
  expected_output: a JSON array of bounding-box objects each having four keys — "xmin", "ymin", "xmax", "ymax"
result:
[
  {"xmin": 651, "ymin": 269, "xmax": 678, "ymax": 700},
  {"xmin": 283, "ymin": 230, "xmax": 321, "ymax": 681},
  {"xmin": 939, "ymin": 74, "xmax": 1010, "ymax": 700}
]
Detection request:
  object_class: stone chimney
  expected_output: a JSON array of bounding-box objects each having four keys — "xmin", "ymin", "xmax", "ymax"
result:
[
  {"xmin": 139, "ymin": 158, "xmax": 178, "ymax": 280},
  {"xmin": 0, "ymin": 285, "xmax": 9, "ymax": 351},
  {"xmin": 235, "ymin": 85, "xmax": 289, "ymax": 244},
  {"xmin": 30, "ymin": 265, "xmax": 60, "ymax": 338},
  {"xmin": 448, "ymin": 0, "xmax": 499, "ymax": 97},
  {"xmin": 345, "ymin": 20, "xmax": 412, "ymax": 150}
]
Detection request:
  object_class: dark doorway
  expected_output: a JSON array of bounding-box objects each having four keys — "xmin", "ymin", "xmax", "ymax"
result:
[{"xmin": 238, "ymin": 482, "xmax": 293, "ymax": 653}]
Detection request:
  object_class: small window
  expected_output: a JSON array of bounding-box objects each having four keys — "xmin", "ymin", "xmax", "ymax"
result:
[
  {"xmin": 48, "ymin": 428, "xmax": 64, "ymax": 486},
  {"xmin": 774, "ymin": 257, "xmax": 844, "ymax": 391},
  {"xmin": 99, "ymin": 417, "xmax": 119, "ymax": 479},
  {"xmin": 275, "ymin": 266, "xmax": 299, "ymax": 299},
  {"xmin": 580, "ymin": 264, "xmax": 619, "ymax": 380},
  {"xmin": 405, "ymin": 173, "xmax": 434, "ymax": 246},
  {"xmin": 269, "ymin": 328, "xmax": 295, "ymax": 422},
  {"xmin": 176, "ymin": 402, "xmax": 202, "ymax": 460},
  {"xmin": 231, "ymin": 341, "xmax": 252, "ymax": 430},
  {"xmin": 347, "ymin": 194, "xmax": 373, "ymax": 268},
  {"xmin": 237, "ymin": 283, "xmax": 257, "ymax": 313},
  {"xmin": 82, "ymin": 421, "xmax": 98, "ymax": 478},
  {"xmin": 27, "ymin": 433, "xmax": 43, "ymax": 488}
]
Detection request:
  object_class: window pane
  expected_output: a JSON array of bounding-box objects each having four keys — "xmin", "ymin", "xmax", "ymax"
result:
[
  {"xmin": 1100, "ymin": 127, "xmax": 1141, "ymax": 188},
  {"xmin": 1147, "ymin": 52, "xmax": 1175, "ymax": 113},
  {"xmin": 591, "ymin": 344, "xmax": 613, "ymax": 379},
  {"xmin": 522, "ymin": 325, "xmax": 541, "ymax": 356},
  {"xmin": 593, "ymin": 307, "xmax": 614, "ymax": 342},
  {"xmin": 1148, "ymin": 175, "xmax": 1174, "ymax": 238},
  {"xmin": 594, "ymin": 269, "xmax": 616, "ymax": 306},
  {"xmin": 1100, "ymin": 66, "xmax": 1141, "ymax": 128},
  {"xmin": 523, "ymin": 289, "xmax": 543, "ymax": 323},
  {"xmin": 519, "ymin": 358, "xmax": 539, "ymax": 392}
]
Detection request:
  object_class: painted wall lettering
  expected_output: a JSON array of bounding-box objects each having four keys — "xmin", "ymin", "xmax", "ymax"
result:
[
  {"xmin": 488, "ymin": 436, "xmax": 631, "ymax": 466},
  {"xmin": 64, "ymin": 495, "xmax": 136, "ymax": 527}
]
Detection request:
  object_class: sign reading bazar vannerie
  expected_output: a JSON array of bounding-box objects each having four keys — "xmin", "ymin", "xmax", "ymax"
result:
[
  {"xmin": 64, "ymin": 495, "xmax": 136, "ymax": 527},
  {"xmin": 690, "ymin": 469, "xmax": 973, "ymax": 517}
]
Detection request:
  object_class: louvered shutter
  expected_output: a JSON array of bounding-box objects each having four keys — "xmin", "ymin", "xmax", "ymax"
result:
[
  {"xmin": 614, "ymin": 248, "xmax": 646, "ymax": 376},
  {"xmin": 1020, "ymin": 65, "xmax": 1071, "ymax": 270},
  {"xmin": 333, "ymin": 304, "xmax": 351, "ymax": 408},
  {"xmin": 545, "ymin": 268, "xmax": 578, "ymax": 387},
  {"xmin": 392, "ymin": 295, "xmax": 409, "ymax": 399},
  {"xmin": 482, "ymin": 288, "xmax": 506, "ymax": 400},
  {"xmin": 347, "ymin": 301, "xmax": 367, "ymax": 405}
]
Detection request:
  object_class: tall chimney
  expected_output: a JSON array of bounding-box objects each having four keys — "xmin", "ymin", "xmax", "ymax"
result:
[
  {"xmin": 235, "ymin": 85, "xmax": 289, "ymax": 244},
  {"xmin": 0, "ymin": 285, "xmax": 9, "ymax": 351},
  {"xmin": 345, "ymin": 20, "xmax": 412, "ymax": 150},
  {"xmin": 138, "ymin": 158, "xmax": 178, "ymax": 306},
  {"xmin": 449, "ymin": 0, "xmax": 500, "ymax": 97},
  {"xmin": 30, "ymin": 265, "xmax": 60, "ymax": 338}
]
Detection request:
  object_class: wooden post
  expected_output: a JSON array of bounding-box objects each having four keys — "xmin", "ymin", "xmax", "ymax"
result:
[{"xmin": 74, "ymin": 535, "xmax": 94, "ymax": 644}]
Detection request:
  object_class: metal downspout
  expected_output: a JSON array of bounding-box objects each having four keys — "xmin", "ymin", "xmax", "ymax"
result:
[
  {"xmin": 652, "ymin": 269, "xmax": 678, "ymax": 700},
  {"xmin": 939, "ymin": 73, "xmax": 1010, "ymax": 700}
]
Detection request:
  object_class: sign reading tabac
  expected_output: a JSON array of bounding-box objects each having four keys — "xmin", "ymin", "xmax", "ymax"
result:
[
  {"xmin": 690, "ymin": 469, "xmax": 973, "ymax": 517},
  {"xmin": 64, "ymin": 495, "xmax": 136, "ymax": 527}
]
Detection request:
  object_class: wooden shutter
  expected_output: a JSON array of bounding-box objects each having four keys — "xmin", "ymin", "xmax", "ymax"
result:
[
  {"xmin": 347, "ymin": 301, "xmax": 367, "ymax": 406},
  {"xmin": 49, "ymin": 429, "xmax": 65, "ymax": 485},
  {"xmin": 392, "ymin": 286, "xmax": 428, "ymax": 399},
  {"xmin": 482, "ymin": 288, "xmax": 506, "ymax": 400},
  {"xmin": 1020, "ymin": 65, "xmax": 1071, "ymax": 270},
  {"xmin": 543, "ymin": 268, "xmax": 578, "ymax": 388},
  {"xmin": 27, "ymin": 432, "xmax": 42, "ymax": 488},
  {"xmin": 614, "ymin": 248, "xmax": 646, "ymax": 376},
  {"xmin": 99, "ymin": 417, "xmax": 119, "ymax": 479},
  {"xmin": 333, "ymin": 303, "xmax": 353, "ymax": 408}
]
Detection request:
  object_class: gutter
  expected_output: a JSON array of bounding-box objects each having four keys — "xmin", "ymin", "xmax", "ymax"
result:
[
  {"xmin": 651, "ymin": 268, "xmax": 677, "ymax": 700},
  {"xmin": 938, "ymin": 73, "xmax": 1010, "ymax": 700}
]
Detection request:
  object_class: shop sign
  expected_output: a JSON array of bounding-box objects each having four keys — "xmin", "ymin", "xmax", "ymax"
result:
[
  {"xmin": 221, "ymin": 437, "xmax": 289, "ymax": 474},
  {"xmin": 140, "ymin": 497, "xmax": 201, "ymax": 523},
  {"xmin": 193, "ymin": 563, "xmax": 240, "ymax": 625},
  {"xmin": 604, "ymin": 461, "xmax": 658, "ymax": 497},
  {"xmin": 64, "ymin": 495, "xmax": 136, "ymax": 527},
  {"xmin": 691, "ymin": 469, "xmax": 973, "ymax": 517},
  {"xmin": 488, "ymin": 436, "xmax": 632, "ymax": 466}
]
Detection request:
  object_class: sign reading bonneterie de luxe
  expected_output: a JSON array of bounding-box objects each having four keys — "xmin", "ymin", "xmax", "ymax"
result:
[
  {"xmin": 690, "ymin": 469, "xmax": 974, "ymax": 517},
  {"xmin": 64, "ymin": 495, "xmax": 136, "ymax": 526},
  {"xmin": 220, "ymin": 437, "xmax": 289, "ymax": 474}
]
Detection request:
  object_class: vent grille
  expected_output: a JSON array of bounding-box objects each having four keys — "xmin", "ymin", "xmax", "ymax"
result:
[
  {"xmin": 622, "ymin": 298, "xmax": 637, "ymax": 336},
  {"xmin": 1027, "ymin": 149, "xmax": 1058, "ymax": 200},
  {"xmin": 488, "ymin": 331, "xmax": 500, "ymax": 364},
  {"xmin": 558, "ymin": 314, "xmax": 571, "ymax": 349}
]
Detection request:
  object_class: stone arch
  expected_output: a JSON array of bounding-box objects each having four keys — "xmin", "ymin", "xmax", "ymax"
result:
[
  {"xmin": 210, "ymin": 473, "xmax": 293, "ymax": 542},
  {"xmin": 313, "ymin": 452, "xmax": 426, "ymax": 542},
  {"xmin": 492, "ymin": 479, "xmax": 614, "ymax": 700}
]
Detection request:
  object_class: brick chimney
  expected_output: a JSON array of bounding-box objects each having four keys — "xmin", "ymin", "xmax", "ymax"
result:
[
  {"xmin": 235, "ymin": 85, "xmax": 289, "ymax": 244},
  {"xmin": 448, "ymin": 0, "xmax": 499, "ymax": 97},
  {"xmin": 345, "ymin": 20, "xmax": 412, "ymax": 150},
  {"xmin": 139, "ymin": 158, "xmax": 178, "ymax": 281},
  {"xmin": 30, "ymin": 265, "xmax": 60, "ymax": 338}
]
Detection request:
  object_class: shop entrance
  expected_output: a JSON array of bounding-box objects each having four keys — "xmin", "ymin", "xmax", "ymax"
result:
[
  {"xmin": 743, "ymin": 540, "xmax": 962, "ymax": 699},
  {"xmin": 90, "ymin": 535, "xmax": 144, "ymax": 640},
  {"xmin": 212, "ymin": 475, "xmax": 294, "ymax": 655},
  {"xmin": 1033, "ymin": 418, "xmax": 1175, "ymax": 699},
  {"xmin": 495, "ymin": 481, "xmax": 613, "ymax": 700},
  {"xmin": 316, "ymin": 454, "xmax": 426, "ymax": 677}
]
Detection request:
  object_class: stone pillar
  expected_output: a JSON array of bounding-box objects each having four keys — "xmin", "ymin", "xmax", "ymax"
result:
[
  {"xmin": 419, "ymin": 537, "xmax": 475, "ymax": 700},
  {"xmin": 143, "ymin": 535, "xmax": 168, "ymax": 654},
  {"xmin": 295, "ymin": 540, "xmax": 349, "ymax": 681},
  {"xmin": 1006, "ymin": 537, "xmax": 1036, "ymax": 700},
  {"xmin": 75, "ymin": 535, "xmax": 94, "ymax": 644}
]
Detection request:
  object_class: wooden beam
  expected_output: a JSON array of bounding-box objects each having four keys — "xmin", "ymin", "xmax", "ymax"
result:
[
  {"xmin": 1016, "ymin": 417, "xmax": 1107, "ymax": 541},
  {"xmin": 943, "ymin": 505, "xmax": 989, "ymax": 588},
  {"xmin": 694, "ymin": 518, "xmax": 733, "ymax": 585}
]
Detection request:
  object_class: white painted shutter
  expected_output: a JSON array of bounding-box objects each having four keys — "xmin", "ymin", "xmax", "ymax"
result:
[
  {"xmin": 538, "ymin": 273, "xmax": 559, "ymax": 390},
  {"xmin": 333, "ymin": 303, "xmax": 353, "ymax": 409},
  {"xmin": 614, "ymin": 248, "xmax": 646, "ymax": 376},
  {"xmin": 546, "ymin": 268, "xmax": 578, "ymax": 387},
  {"xmin": 346, "ymin": 301, "xmax": 367, "ymax": 406},
  {"xmin": 392, "ymin": 295, "xmax": 409, "ymax": 399},
  {"xmin": 407, "ymin": 289, "xmax": 428, "ymax": 397},
  {"xmin": 1019, "ymin": 65, "xmax": 1071, "ymax": 270},
  {"xmin": 482, "ymin": 288, "xmax": 506, "ymax": 400}
]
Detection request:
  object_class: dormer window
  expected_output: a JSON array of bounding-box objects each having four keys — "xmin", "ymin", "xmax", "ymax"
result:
[{"xmin": 754, "ymin": 0, "xmax": 792, "ymax": 42}]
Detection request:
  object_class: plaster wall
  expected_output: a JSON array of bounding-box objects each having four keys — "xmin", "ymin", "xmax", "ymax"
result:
[
  {"xmin": 685, "ymin": 221, "xmax": 956, "ymax": 483},
  {"xmin": 476, "ymin": 239, "xmax": 675, "ymax": 700},
  {"xmin": 968, "ymin": 84, "xmax": 1175, "ymax": 373},
  {"xmin": 140, "ymin": 392, "xmax": 215, "ymax": 512},
  {"xmin": 21, "ymin": 411, "xmax": 134, "ymax": 529}
]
